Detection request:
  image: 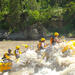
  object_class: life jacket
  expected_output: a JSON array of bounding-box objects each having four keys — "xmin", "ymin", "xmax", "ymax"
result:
[
  {"xmin": 62, "ymin": 45, "xmax": 68, "ymax": 53},
  {"xmin": 38, "ymin": 42, "xmax": 42, "ymax": 50},
  {"xmin": 50, "ymin": 36, "xmax": 55, "ymax": 45},
  {"xmin": 38, "ymin": 42, "xmax": 47, "ymax": 50},
  {"xmin": 14, "ymin": 49, "xmax": 22, "ymax": 56},
  {"xmin": 2, "ymin": 53, "xmax": 11, "ymax": 60}
]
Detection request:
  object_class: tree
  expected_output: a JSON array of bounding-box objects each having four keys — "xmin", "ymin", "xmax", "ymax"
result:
[{"xmin": 8, "ymin": 0, "xmax": 21, "ymax": 29}]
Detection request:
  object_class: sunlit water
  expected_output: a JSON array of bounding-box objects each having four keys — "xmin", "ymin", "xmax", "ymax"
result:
[{"xmin": 1, "ymin": 40, "xmax": 75, "ymax": 75}]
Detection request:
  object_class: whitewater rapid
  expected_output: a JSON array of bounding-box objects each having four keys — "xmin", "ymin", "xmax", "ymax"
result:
[{"xmin": 2, "ymin": 40, "xmax": 75, "ymax": 75}]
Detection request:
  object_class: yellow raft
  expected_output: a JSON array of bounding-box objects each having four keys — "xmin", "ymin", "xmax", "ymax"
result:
[
  {"xmin": 62, "ymin": 40, "xmax": 75, "ymax": 55},
  {"xmin": 0, "ymin": 62, "xmax": 12, "ymax": 72}
]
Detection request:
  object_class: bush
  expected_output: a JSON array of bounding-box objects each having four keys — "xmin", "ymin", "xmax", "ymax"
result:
[{"xmin": 0, "ymin": 21, "xmax": 10, "ymax": 29}]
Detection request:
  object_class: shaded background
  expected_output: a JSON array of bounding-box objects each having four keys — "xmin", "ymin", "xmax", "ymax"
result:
[{"xmin": 0, "ymin": 0, "xmax": 75, "ymax": 40}]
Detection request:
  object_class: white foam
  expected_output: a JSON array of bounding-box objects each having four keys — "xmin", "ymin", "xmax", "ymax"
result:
[{"xmin": 5, "ymin": 41, "xmax": 75, "ymax": 75}]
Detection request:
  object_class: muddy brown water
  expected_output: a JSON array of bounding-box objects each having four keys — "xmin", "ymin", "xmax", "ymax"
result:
[
  {"xmin": 0, "ymin": 41, "xmax": 36, "ymax": 57},
  {"xmin": 0, "ymin": 40, "xmax": 50, "ymax": 75},
  {"xmin": 0, "ymin": 38, "xmax": 74, "ymax": 57},
  {"xmin": 0, "ymin": 39, "xmax": 74, "ymax": 75},
  {"xmin": 0, "ymin": 40, "xmax": 50, "ymax": 57}
]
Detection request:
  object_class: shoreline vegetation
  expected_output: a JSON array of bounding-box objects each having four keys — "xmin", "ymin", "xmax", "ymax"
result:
[{"xmin": 0, "ymin": 0, "xmax": 75, "ymax": 40}]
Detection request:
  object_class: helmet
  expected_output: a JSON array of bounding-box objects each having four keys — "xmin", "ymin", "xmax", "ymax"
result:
[
  {"xmin": 54, "ymin": 32, "xmax": 59, "ymax": 37},
  {"xmin": 16, "ymin": 46, "xmax": 20, "ymax": 49},
  {"xmin": 41, "ymin": 38, "xmax": 45, "ymax": 42},
  {"xmin": 25, "ymin": 44, "xmax": 28, "ymax": 48}
]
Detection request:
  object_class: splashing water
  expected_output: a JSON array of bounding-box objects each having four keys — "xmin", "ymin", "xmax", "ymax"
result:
[{"xmin": 2, "ymin": 40, "xmax": 75, "ymax": 75}]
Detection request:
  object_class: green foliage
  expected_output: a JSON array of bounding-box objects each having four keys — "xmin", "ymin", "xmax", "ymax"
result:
[
  {"xmin": 0, "ymin": 12, "xmax": 4, "ymax": 20},
  {"xmin": 28, "ymin": 10, "xmax": 40, "ymax": 20},
  {"xmin": 0, "ymin": 21, "xmax": 9, "ymax": 29},
  {"xmin": 66, "ymin": 1, "xmax": 75, "ymax": 15},
  {"xmin": 0, "ymin": 0, "xmax": 9, "ymax": 21},
  {"xmin": 0, "ymin": 0, "xmax": 75, "ymax": 35}
]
